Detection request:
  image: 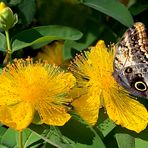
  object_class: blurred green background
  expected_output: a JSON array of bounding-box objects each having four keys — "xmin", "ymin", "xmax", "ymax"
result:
[{"xmin": 0, "ymin": 0, "xmax": 148, "ymax": 62}]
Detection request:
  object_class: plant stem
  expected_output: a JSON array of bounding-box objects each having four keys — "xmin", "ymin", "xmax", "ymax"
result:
[
  {"xmin": 5, "ymin": 30, "xmax": 11, "ymax": 53},
  {"xmin": 3, "ymin": 30, "xmax": 12, "ymax": 65},
  {"xmin": 18, "ymin": 131, "xmax": 23, "ymax": 148}
]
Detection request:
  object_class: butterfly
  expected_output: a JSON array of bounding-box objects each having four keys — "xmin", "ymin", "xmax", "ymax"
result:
[{"xmin": 113, "ymin": 22, "xmax": 148, "ymax": 99}]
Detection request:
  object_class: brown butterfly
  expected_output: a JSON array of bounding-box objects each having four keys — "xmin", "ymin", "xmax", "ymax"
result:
[{"xmin": 113, "ymin": 22, "xmax": 148, "ymax": 99}]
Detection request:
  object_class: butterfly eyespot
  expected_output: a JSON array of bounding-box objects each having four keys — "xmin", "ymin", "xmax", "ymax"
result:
[
  {"xmin": 125, "ymin": 67, "xmax": 133, "ymax": 73},
  {"xmin": 134, "ymin": 81, "xmax": 147, "ymax": 92}
]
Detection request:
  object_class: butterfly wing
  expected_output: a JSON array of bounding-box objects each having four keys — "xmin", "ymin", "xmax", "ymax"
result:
[
  {"xmin": 114, "ymin": 22, "xmax": 148, "ymax": 72},
  {"xmin": 113, "ymin": 22, "xmax": 148, "ymax": 99}
]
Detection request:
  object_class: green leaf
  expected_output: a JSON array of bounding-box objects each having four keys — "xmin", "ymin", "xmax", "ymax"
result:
[
  {"xmin": 0, "ymin": 128, "xmax": 43, "ymax": 148},
  {"xmin": 11, "ymin": 25, "xmax": 83, "ymax": 52},
  {"xmin": 0, "ymin": 68, "xmax": 3, "ymax": 74},
  {"xmin": 1, "ymin": 128, "xmax": 17, "ymax": 147},
  {"xmin": 115, "ymin": 133, "xmax": 135, "ymax": 148},
  {"xmin": 16, "ymin": 129, "xmax": 43, "ymax": 148},
  {"xmin": 95, "ymin": 109, "xmax": 116, "ymax": 137},
  {"xmin": 63, "ymin": 22, "xmax": 102, "ymax": 59},
  {"xmin": 82, "ymin": 0, "xmax": 134, "ymax": 27},
  {"xmin": 0, "ymin": 145, "xmax": 8, "ymax": 148},
  {"xmin": 9, "ymin": 0, "xmax": 22, "ymax": 6},
  {"xmin": 135, "ymin": 138, "xmax": 148, "ymax": 148},
  {"xmin": 97, "ymin": 118, "xmax": 116, "ymax": 137},
  {"xmin": 59, "ymin": 118, "xmax": 106, "ymax": 148},
  {"xmin": 130, "ymin": 3, "xmax": 148, "ymax": 16},
  {"xmin": 30, "ymin": 117, "xmax": 106, "ymax": 148},
  {"xmin": 18, "ymin": 0, "xmax": 36, "ymax": 25},
  {"xmin": 135, "ymin": 128, "xmax": 148, "ymax": 148},
  {"xmin": 63, "ymin": 40, "xmax": 74, "ymax": 60},
  {"xmin": 0, "ymin": 32, "xmax": 6, "ymax": 52},
  {"xmin": 29, "ymin": 124, "xmax": 63, "ymax": 148},
  {"xmin": 0, "ymin": 126, "xmax": 8, "ymax": 141},
  {"xmin": 31, "ymin": 40, "xmax": 52, "ymax": 49}
]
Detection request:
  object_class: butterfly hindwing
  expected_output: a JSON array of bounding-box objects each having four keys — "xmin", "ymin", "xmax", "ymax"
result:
[{"xmin": 113, "ymin": 22, "xmax": 148, "ymax": 99}]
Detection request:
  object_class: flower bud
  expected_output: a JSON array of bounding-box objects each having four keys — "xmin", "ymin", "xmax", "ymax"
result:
[{"xmin": 0, "ymin": 2, "xmax": 18, "ymax": 30}]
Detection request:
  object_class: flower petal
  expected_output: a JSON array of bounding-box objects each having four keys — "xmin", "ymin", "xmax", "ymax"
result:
[
  {"xmin": 104, "ymin": 86, "xmax": 148, "ymax": 133},
  {"xmin": 72, "ymin": 92, "xmax": 100, "ymax": 125},
  {"xmin": 34, "ymin": 72, "xmax": 75, "ymax": 126},
  {"xmin": 0, "ymin": 74, "xmax": 21, "ymax": 105},
  {"xmin": 0, "ymin": 102, "xmax": 34, "ymax": 131},
  {"xmin": 36, "ymin": 102, "xmax": 71, "ymax": 126}
]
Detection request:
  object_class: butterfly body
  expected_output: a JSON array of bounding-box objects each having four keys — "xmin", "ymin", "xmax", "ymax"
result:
[{"xmin": 113, "ymin": 22, "xmax": 148, "ymax": 99}]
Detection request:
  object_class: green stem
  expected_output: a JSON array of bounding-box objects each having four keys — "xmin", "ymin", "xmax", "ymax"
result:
[
  {"xmin": 18, "ymin": 131, "xmax": 23, "ymax": 148},
  {"xmin": 3, "ymin": 30, "xmax": 12, "ymax": 65},
  {"xmin": 5, "ymin": 30, "xmax": 11, "ymax": 53}
]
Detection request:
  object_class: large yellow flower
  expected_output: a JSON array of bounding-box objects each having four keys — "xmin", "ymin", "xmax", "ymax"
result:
[
  {"xmin": 0, "ymin": 58, "xmax": 76, "ymax": 131},
  {"xmin": 69, "ymin": 40, "xmax": 148, "ymax": 133}
]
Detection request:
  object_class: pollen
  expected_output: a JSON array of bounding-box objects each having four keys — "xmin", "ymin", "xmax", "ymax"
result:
[
  {"xmin": 0, "ymin": 57, "xmax": 76, "ymax": 130},
  {"xmin": 69, "ymin": 40, "xmax": 148, "ymax": 133}
]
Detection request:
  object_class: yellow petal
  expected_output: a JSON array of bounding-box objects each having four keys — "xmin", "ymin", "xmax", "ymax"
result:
[
  {"xmin": 0, "ymin": 73, "xmax": 21, "ymax": 105},
  {"xmin": 34, "ymin": 72, "xmax": 75, "ymax": 125},
  {"xmin": 0, "ymin": 102, "xmax": 34, "ymax": 131},
  {"xmin": 73, "ymin": 92, "xmax": 100, "ymax": 125},
  {"xmin": 0, "ymin": 2, "xmax": 7, "ymax": 12},
  {"xmin": 52, "ymin": 72, "xmax": 76, "ymax": 93},
  {"xmin": 36, "ymin": 102, "xmax": 71, "ymax": 126},
  {"xmin": 104, "ymin": 86, "xmax": 148, "ymax": 133}
]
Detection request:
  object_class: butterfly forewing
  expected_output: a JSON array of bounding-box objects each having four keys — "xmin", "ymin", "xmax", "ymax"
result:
[{"xmin": 114, "ymin": 22, "xmax": 148, "ymax": 72}]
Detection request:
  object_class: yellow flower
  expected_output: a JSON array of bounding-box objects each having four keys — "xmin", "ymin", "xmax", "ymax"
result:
[
  {"xmin": 69, "ymin": 40, "xmax": 148, "ymax": 133},
  {"xmin": 0, "ymin": 58, "xmax": 76, "ymax": 131},
  {"xmin": 0, "ymin": 2, "xmax": 6, "ymax": 12},
  {"xmin": 36, "ymin": 41, "xmax": 64, "ymax": 66}
]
